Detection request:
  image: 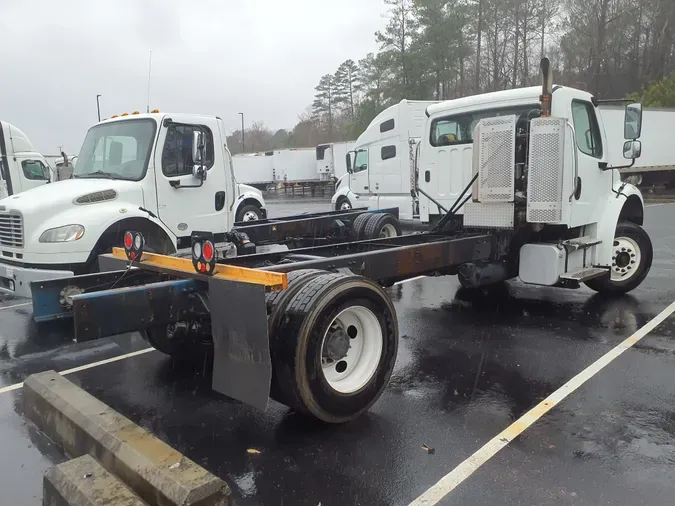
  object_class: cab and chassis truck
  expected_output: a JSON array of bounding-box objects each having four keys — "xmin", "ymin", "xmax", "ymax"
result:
[{"xmin": 28, "ymin": 60, "xmax": 653, "ymax": 423}]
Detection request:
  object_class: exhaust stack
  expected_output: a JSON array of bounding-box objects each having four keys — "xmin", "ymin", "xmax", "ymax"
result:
[{"xmin": 540, "ymin": 58, "xmax": 553, "ymax": 117}]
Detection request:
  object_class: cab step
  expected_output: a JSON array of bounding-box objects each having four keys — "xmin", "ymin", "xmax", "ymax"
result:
[
  {"xmin": 560, "ymin": 267, "xmax": 608, "ymax": 282},
  {"xmin": 562, "ymin": 236, "xmax": 602, "ymax": 251}
]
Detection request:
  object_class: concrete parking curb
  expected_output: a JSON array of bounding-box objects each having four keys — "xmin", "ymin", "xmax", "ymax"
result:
[
  {"xmin": 44, "ymin": 454, "xmax": 146, "ymax": 506},
  {"xmin": 24, "ymin": 370, "xmax": 230, "ymax": 506}
]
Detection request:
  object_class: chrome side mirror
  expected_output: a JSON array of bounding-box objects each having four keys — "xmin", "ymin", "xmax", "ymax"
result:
[
  {"xmin": 624, "ymin": 103, "xmax": 642, "ymax": 140},
  {"xmin": 623, "ymin": 140, "xmax": 642, "ymax": 160},
  {"xmin": 192, "ymin": 130, "xmax": 204, "ymax": 164}
]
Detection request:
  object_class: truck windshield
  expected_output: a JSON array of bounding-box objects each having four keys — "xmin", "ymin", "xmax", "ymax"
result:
[{"xmin": 74, "ymin": 119, "xmax": 157, "ymax": 181}]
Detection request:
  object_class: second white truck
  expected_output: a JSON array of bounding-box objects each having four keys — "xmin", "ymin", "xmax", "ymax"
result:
[{"xmin": 0, "ymin": 112, "xmax": 268, "ymax": 297}]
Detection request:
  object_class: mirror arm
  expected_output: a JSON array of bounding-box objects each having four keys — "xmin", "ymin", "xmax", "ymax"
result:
[
  {"xmin": 169, "ymin": 178, "xmax": 205, "ymax": 189},
  {"xmin": 600, "ymin": 158, "xmax": 636, "ymax": 172}
]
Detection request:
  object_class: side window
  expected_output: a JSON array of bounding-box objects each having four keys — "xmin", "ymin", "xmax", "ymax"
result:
[
  {"xmin": 22, "ymin": 160, "xmax": 50, "ymax": 181},
  {"xmin": 571, "ymin": 100, "xmax": 603, "ymax": 159},
  {"xmin": 353, "ymin": 149, "xmax": 368, "ymax": 173},
  {"xmin": 380, "ymin": 119, "xmax": 395, "ymax": 133},
  {"xmin": 381, "ymin": 145, "xmax": 396, "ymax": 160},
  {"xmin": 161, "ymin": 124, "xmax": 214, "ymax": 177}
]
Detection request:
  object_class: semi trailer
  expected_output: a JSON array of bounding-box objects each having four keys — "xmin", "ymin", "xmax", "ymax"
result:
[{"xmin": 29, "ymin": 59, "xmax": 652, "ymax": 424}]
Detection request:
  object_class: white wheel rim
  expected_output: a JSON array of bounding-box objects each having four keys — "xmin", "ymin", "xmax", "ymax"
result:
[
  {"xmin": 379, "ymin": 223, "xmax": 397, "ymax": 238},
  {"xmin": 320, "ymin": 305, "xmax": 383, "ymax": 394},
  {"xmin": 611, "ymin": 236, "xmax": 641, "ymax": 282},
  {"xmin": 243, "ymin": 211, "xmax": 259, "ymax": 221},
  {"xmin": 341, "ymin": 201, "xmax": 352, "ymax": 210}
]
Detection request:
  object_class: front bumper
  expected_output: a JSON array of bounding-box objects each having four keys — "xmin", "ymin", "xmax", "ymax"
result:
[{"xmin": 0, "ymin": 262, "xmax": 74, "ymax": 298}]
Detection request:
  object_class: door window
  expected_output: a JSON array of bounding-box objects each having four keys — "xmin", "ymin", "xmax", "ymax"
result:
[
  {"xmin": 161, "ymin": 124, "xmax": 214, "ymax": 177},
  {"xmin": 353, "ymin": 149, "xmax": 368, "ymax": 173},
  {"xmin": 571, "ymin": 100, "xmax": 603, "ymax": 158},
  {"xmin": 21, "ymin": 160, "xmax": 50, "ymax": 181}
]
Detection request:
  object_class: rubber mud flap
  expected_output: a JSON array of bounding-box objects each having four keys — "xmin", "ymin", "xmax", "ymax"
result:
[{"xmin": 209, "ymin": 277, "xmax": 272, "ymax": 411}]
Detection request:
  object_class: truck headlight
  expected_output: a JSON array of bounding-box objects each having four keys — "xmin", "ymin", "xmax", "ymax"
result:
[{"xmin": 39, "ymin": 225, "xmax": 85, "ymax": 243}]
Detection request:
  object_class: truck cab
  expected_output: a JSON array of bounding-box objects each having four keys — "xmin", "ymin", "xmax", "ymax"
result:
[
  {"xmin": 0, "ymin": 121, "xmax": 53, "ymax": 199},
  {"xmin": 332, "ymin": 100, "xmax": 437, "ymax": 220},
  {"xmin": 0, "ymin": 112, "xmax": 266, "ymax": 297}
]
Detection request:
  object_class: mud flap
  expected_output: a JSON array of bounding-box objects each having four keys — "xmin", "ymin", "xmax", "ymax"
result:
[{"xmin": 208, "ymin": 278, "xmax": 272, "ymax": 411}]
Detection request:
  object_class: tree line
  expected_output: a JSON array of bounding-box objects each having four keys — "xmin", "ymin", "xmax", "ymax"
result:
[{"xmin": 228, "ymin": 0, "xmax": 675, "ymax": 154}]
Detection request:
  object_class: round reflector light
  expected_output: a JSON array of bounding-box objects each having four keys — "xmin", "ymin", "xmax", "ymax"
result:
[
  {"xmin": 192, "ymin": 242, "xmax": 202, "ymax": 259},
  {"xmin": 202, "ymin": 241, "xmax": 214, "ymax": 262},
  {"xmin": 124, "ymin": 232, "xmax": 133, "ymax": 249},
  {"xmin": 134, "ymin": 233, "xmax": 143, "ymax": 250}
]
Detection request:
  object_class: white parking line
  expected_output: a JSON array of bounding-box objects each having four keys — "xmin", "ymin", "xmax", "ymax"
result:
[
  {"xmin": 409, "ymin": 299, "xmax": 675, "ymax": 506},
  {"xmin": 0, "ymin": 347, "xmax": 155, "ymax": 395},
  {"xmin": 0, "ymin": 302, "xmax": 31, "ymax": 311},
  {"xmin": 395, "ymin": 276, "xmax": 426, "ymax": 285}
]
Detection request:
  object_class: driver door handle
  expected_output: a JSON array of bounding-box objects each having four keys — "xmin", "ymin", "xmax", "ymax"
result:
[{"xmin": 364, "ymin": 186, "xmax": 368, "ymax": 190}]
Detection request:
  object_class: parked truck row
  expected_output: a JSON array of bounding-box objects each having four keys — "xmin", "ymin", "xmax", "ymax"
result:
[{"xmin": 22, "ymin": 58, "xmax": 653, "ymax": 425}]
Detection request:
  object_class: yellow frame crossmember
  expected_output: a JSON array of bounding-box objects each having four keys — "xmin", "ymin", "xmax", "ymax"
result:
[{"xmin": 111, "ymin": 248, "xmax": 288, "ymax": 291}]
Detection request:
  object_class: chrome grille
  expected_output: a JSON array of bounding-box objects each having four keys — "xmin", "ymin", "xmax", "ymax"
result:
[{"xmin": 0, "ymin": 212, "xmax": 24, "ymax": 248}]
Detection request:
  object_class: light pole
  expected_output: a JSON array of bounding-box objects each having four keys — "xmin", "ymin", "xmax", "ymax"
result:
[
  {"xmin": 96, "ymin": 94, "xmax": 102, "ymax": 122},
  {"xmin": 238, "ymin": 112, "xmax": 245, "ymax": 153}
]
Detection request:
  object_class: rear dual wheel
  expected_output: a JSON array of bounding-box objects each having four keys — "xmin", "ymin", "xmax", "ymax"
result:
[
  {"xmin": 270, "ymin": 273, "xmax": 398, "ymax": 423},
  {"xmin": 351, "ymin": 212, "xmax": 401, "ymax": 241},
  {"xmin": 142, "ymin": 271, "xmax": 399, "ymax": 424}
]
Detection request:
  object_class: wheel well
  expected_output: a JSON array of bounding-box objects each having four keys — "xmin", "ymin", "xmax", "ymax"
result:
[
  {"xmin": 619, "ymin": 195, "xmax": 644, "ymax": 226},
  {"xmin": 91, "ymin": 218, "xmax": 176, "ymax": 261},
  {"xmin": 239, "ymin": 197, "xmax": 262, "ymax": 210}
]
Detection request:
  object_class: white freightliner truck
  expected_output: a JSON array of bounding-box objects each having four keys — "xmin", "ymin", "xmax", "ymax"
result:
[
  {"xmin": 331, "ymin": 100, "xmax": 438, "ymax": 220},
  {"xmin": 39, "ymin": 60, "xmax": 653, "ymax": 424},
  {"xmin": 0, "ymin": 121, "xmax": 54, "ymax": 199},
  {"xmin": 0, "ymin": 112, "xmax": 268, "ymax": 297}
]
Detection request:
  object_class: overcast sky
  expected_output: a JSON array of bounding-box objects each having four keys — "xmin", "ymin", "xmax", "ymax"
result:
[{"xmin": 0, "ymin": 0, "xmax": 387, "ymax": 154}]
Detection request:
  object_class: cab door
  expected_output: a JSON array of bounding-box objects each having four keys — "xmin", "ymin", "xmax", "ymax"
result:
[
  {"xmin": 154, "ymin": 120, "xmax": 227, "ymax": 237},
  {"xmin": 17, "ymin": 158, "xmax": 51, "ymax": 193},
  {"xmin": 349, "ymin": 148, "xmax": 371, "ymax": 195},
  {"xmin": 568, "ymin": 99, "xmax": 612, "ymax": 226}
]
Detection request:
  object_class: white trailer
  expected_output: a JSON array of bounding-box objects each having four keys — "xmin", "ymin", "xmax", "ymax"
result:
[
  {"xmin": 316, "ymin": 141, "xmax": 355, "ymax": 181},
  {"xmin": 330, "ymin": 99, "xmax": 438, "ymax": 220},
  {"xmin": 232, "ymin": 152, "xmax": 275, "ymax": 186},
  {"xmin": 233, "ymin": 148, "xmax": 322, "ymax": 186},
  {"xmin": 273, "ymin": 148, "xmax": 317, "ymax": 183},
  {"xmin": 599, "ymin": 104, "xmax": 675, "ymax": 185},
  {"xmin": 0, "ymin": 121, "xmax": 54, "ymax": 198}
]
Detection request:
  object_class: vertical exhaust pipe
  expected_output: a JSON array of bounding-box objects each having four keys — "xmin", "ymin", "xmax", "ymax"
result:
[{"xmin": 540, "ymin": 57, "xmax": 553, "ymax": 117}]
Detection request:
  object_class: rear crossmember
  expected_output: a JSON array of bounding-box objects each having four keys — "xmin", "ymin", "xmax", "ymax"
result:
[{"xmin": 29, "ymin": 215, "xmax": 496, "ymax": 422}]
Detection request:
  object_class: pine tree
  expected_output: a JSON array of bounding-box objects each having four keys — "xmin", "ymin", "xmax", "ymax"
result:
[
  {"xmin": 334, "ymin": 60, "xmax": 361, "ymax": 119},
  {"xmin": 312, "ymin": 74, "xmax": 336, "ymax": 133}
]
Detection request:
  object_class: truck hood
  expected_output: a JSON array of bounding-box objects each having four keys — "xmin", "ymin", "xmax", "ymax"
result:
[{"xmin": 0, "ymin": 178, "xmax": 144, "ymax": 214}]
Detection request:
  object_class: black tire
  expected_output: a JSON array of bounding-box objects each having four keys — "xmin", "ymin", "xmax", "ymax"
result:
[
  {"xmin": 335, "ymin": 196, "xmax": 352, "ymax": 211},
  {"xmin": 585, "ymin": 221, "xmax": 653, "ymax": 294},
  {"xmin": 351, "ymin": 213, "xmax": 372, "ymax": 241},
  {"xmin": 143, "ymin": 322, "xmax": 212, "ymax": 360},
  {"xmin": 270, "ymin": 272, "xmax": 398, "ymax": 423},
  {"xmin": 236, "ymin": 204, "xmax": 262, "ymax": 222},
  {"xmin": 142, "ymin": 269, "xmax": 326, "ymax": 361},
  {"xmin": 363, "ymin": 213, "xmax": 401, "ymax": 239}
]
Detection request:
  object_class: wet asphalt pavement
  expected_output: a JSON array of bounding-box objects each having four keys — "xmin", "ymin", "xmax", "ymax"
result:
[{"xmin": 0, "ymin": 199, "xmax": 674, "ymax": 506}]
